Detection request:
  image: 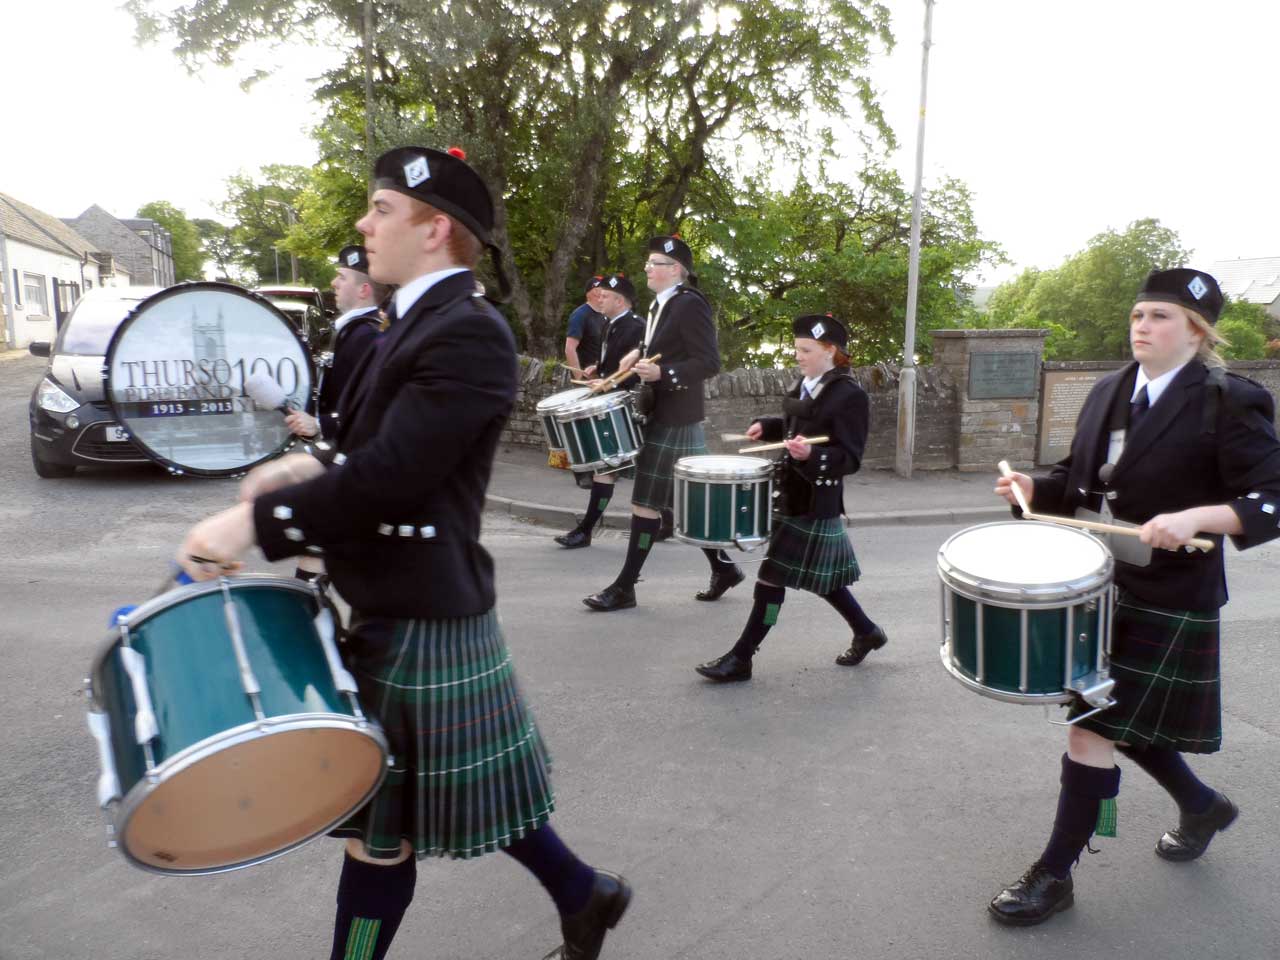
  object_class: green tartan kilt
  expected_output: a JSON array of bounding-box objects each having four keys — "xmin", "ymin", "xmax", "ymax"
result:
[
  {"xmin": 1069, "ymin": 592, "xmax": 1223, "ymax": 754},
  {"xmin": 759, "ymin": 515, "xmax": 861, "ymax": 595},
  {"xmin": 630, "ymin": 421, "xmax": 707, "ymax": 511},
  {"xmin": 331, "ymin": 608, "xmax": 556, "ymax": 859}
]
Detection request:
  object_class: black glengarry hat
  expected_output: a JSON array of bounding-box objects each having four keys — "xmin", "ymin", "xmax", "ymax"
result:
[
  {"xmin": 603, "ymin": 273, "xmax": 636, "ymax": 304},
  {"xmin": 337, "ymin": 244, "xmax": 370, "ymax": 273},
  {"xmin": 648, "ymin": 235, "xmax": 694, "ymax": 274},
  {"xmin": 792, "ymin": 313, "xmax": 849, "ymax": 350},
  {"xmin": 1136, "ymin": 268, "xmax": 1224, "ymax": 325},
  {"xmin": 585, "ymin": 275, "xmax": 606, "ymax": 295}
]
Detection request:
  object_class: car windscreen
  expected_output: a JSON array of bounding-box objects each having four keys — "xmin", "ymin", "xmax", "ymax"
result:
[{"xmin": 56, "ymin": 299, "xmax": 144, "ymax": 355}]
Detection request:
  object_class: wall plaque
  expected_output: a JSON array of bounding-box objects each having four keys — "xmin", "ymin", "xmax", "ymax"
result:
[
  {"xmin": 1037, "ymin": 369, "xmax": 1107, "ymax": 464},
  {"xmin": 967, "ymin": 351, "xmax": 1038, "ymax": 400}
]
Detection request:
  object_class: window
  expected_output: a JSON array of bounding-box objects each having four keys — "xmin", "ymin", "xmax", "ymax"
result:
[{"xmin": 23, "ymin": 273, "xmax": 48, "ymax": 314}]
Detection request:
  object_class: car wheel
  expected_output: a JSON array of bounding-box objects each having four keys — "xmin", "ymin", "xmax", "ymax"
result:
[{"xmin": 31, "ymin": 437, "xmax": 75, "ymax": 478}]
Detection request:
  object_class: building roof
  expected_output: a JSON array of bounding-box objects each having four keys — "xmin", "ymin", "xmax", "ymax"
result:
[
  {"xmin": 0, "ymin": 192, "xmax": 96, "ymax": 259},
  {"xmin": 1208, "ymin": 257, "xmax": 1280, "ymax": 306}
]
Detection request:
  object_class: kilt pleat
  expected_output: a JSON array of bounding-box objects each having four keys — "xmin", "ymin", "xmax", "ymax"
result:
[
  {"xmin": 759, "ymin": 515, "xmax": 860, "ymax": 595},
  {"xmin": 1069, "ymin": 593, "xmax": 1222, "ymax": 753},
  {"xmin": 332, "ymin": 609, "xmax": 555, "ymax": 859},
  {"xmin": 631, "ymin": 421, "xmax": 707, "ymax": 510}
]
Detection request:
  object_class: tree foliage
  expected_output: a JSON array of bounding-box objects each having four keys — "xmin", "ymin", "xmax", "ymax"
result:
[
  {"xmin": 983, "ymin": 219, "xmax": 1193, "ymax": 360},
  {"xmin": 129, "ymin": 1, "xmax": 1003, "ymax": 365},
  {"xmin": 220, "ymin": 165, "xmax": 334, "ymax": 286},
  {"xmin": 192, "ymin": 218, "xmax": 245, "ymax": 283},
  {"xmin": 1216, "ymin": 298, "xmax": 1270, "ymax": 361},
  {"xmin": 136, "ymin": 200, "xmax": 205, "ymax": 282}
]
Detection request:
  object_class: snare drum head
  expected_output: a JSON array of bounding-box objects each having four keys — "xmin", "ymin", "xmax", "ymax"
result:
[
  {"xmin": 535, "ymin": 386, "xmax": 593, "ymax": 414},
  {"xmin": 104, "ymin": 283, "xmax": 313, "ymax": 477},
  {"xmin": 939, "ymin": 521, "xmax": 1110, "ymax": 591},
  {"xmin": 675, "ymin": 454, "xmax": 773, "ymax": 480},
  {"xmin": 555, "ymin": 390, "xmax": 630, "ymax": 420}
]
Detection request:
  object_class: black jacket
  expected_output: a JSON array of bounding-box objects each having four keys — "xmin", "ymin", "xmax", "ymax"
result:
[
  {"xmin": 597, "ymin": 309, "xmax": 645, "ymax": 380},
  {"xmin": 1032, "ymin": 360, "xmax": 1280, "ymax": 610},
  {"xmin": 316, "ymin": 307, "xmax": 380, "ymax": 441},
  {"xmin": 753, "ymin": 369, "xmax": 869, "ymax": 519},
  {"xmin": 641, "ymin": 285, "xmax": 720, "ymax": 425},
  {"xmin": 253, "ymin": 271, "xmax": 517, "ymax": 618}
]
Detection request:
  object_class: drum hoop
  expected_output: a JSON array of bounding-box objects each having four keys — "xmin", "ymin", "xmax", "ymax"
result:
[
  {"xmin": 673, "ymin": 460, "xmax": 774, "ymax": 482},
  {"xmin": 102, "ymin": 282, "xmax": 314, "ymax": 480},
  {"xmin": 554, "ymin": 391, "xmax": 632, "ymax": 420},
  {"xmin": 89, "ymin": 575, "xmax": 319, "ymax": 695},
  {"xmin": 936, "ymin": 521, "xmax": 1113, "ymax": 601},
  {"xmin": 938, "ymin": 571, "xmax": 1113, "ymax": 608},
  {"xmin": 535, "ymin": 387, "xmax": 593, "ymax": 413},
  {"xmin": 112, "ymin": 714, "xmax": 388, "ymax": 876}
]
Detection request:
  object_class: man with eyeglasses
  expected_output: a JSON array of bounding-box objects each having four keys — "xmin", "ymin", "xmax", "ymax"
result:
[{"xmin": 583, "ymin": 235, "xmax": 743, "ymax": 611}]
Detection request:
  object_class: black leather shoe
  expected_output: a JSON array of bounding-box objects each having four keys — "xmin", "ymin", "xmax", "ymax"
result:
[
  {"xmin": 695, "ymin": 565, "xmax": 745, "ymax": 601},
  {"xmin": 988, "ymin": 862, "xmax": 1074, "ymax": 926},
  {"xmin": 555, "ymin": 527, "xmax": 592, "ymax": 549},
  {"xmin": 835, "ymin": 625, "xmax": 888, "ymax": 666},
  {"xmin": 695, "ymin": 651, "xmax": 753, "ymax": 683},
  {"xmin": 583, "ymin": 583, "xmax": 636, "ymax": 612},
  {"xmin": 540, "ymin": 869, "xmax": 632, "ymax": 960},
  {"xmin": 1155, "ymin": 791, "xmax": 1238, "ymax": 861}
]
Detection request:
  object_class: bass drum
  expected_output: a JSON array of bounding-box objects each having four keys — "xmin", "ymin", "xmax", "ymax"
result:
[{"xmin": 103, "ymin": 283, "xmax": 313, "ymax": 478}]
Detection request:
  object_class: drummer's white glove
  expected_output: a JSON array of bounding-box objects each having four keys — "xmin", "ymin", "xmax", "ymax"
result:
[
  {"xmin": 239, "ymin": 452, "xmax": 327, "ymax": 503},
  {"xmin": 285, "ymin": 410, "xmax": 321, "ymax": 440},
  {"xmin": 176, "ymin": 502, "xmax": 254, "ymax": 581}
]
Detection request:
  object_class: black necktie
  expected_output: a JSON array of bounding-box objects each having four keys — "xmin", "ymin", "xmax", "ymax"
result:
[{"xmin": 1129, "ymin": 385, "xmax": 1150, "ymax": 431}]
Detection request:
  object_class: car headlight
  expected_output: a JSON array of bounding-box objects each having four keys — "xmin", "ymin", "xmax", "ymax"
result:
[{"xmin": 37, "ymin": 377, "xmax": 80, "ymax": 414}]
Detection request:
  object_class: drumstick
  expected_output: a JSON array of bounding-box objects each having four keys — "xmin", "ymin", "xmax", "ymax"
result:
[
  {"xmin": 738, "ymin": 435, "xmax": 830, "ymax": 454},
  {"xmin": 996, "ymin": 461, "xmax": 1215, "ymax": 552},
  {"xmin": 721, "ymin": 433, "xmax": 753, "ymax": 442},
  {"xmin": 570, "ymin": 379, "xmax": 594, "ymax": 386},
  {"xmin": 590, "ymin": 354, "xmax": 662, "ymax": 393}
]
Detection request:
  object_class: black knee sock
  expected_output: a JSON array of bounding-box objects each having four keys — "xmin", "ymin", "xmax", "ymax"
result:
[
  {"xmin": 503, "ymin": 825, "xmax": 596, "ymax": 917},
  {"xmin": 702, "ymin": 547, "xmax": 736, "ymax": 573},
  {"xmin": 1116, "ymin": 744, "xmax": 1214, "ymax": 814},
  {"xmin": 1038, "ymin": 754, "xmax": 1121, "ymax": 879},
  {"xmin": 579, "ymin": 482, "xmax": 615, "ymax": 533},
  {"xmin": 329, "ymin": 852, "xmax": 417, "ymax": 960},
  {"xmin": 822, "ymin": 586, "xmax": 875, "ymax": 636},
  {"xmin": 617, "ymin": 515, "xmax": 662, "ymax": 586},
  {"xmin": 730, "ymin": 583, "xmax": 787, "ymax": 659}
]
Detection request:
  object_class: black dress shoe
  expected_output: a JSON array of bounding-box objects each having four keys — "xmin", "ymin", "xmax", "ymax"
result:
[
  {"xmin": 583, "ymin": 583, "xmax": 636, "ymax": 612},
  {"xmin": 988, "ymin": 862, "xmax": 1074, "ymax": 926},
  {"xmin": 540, "ymin": 869, "xmax": 632, "ymax": 960},
  {"xmin": 1155, "ymin": 791, "xmax": 1238, "ymax": 861},
  {"xmin": 835, "ymin": 625, "xmax": 888, "ymax": 666},
  {"xmin": 555, "ymin": 527, "xmax": 592, "ymax": 549},
  {"xmin": 695, "ymin": 565, "xmax": 745, "ymax": 601},
  {"xmin": 695, "ymin": 651, "xmax": 753, "ymax": 683}
]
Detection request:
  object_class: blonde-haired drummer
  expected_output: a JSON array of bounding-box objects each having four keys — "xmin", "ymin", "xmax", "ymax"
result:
[
  {"xmin": 990, "ymin": 268, "xmax": 1280, "ymax": 926},
  {"xmin": 694, "ymin": 314, "xmax": 886, "ymax": 682}
]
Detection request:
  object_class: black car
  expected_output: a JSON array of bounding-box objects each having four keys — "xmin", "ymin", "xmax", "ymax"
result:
[{"xmin": 28, "ymin": 286, "xmax": 164, "ymax": 477}]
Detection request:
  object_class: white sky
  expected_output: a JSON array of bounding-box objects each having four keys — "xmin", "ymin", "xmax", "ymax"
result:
[{"xmin": 4, "ymin": 0, "xmax": 1276, "ymax": 288}]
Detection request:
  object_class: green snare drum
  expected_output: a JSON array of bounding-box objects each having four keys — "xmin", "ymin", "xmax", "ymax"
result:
[
  {"xmin": 937, "ymin": 521, "xmax": 1116, "ymax": 722},
  {"xmin": 86, "ymin": 576, "xmax": 388, "ymax": 875},
  {"xmin": 555, "ymin": 390, "xmax": 642, "ymax": 473},
  {"xmin": 673, "ymin": 455, "xmax": 773, "ymax": 551},
  {"xmin": 536, "ymin": 387, "xmax": 594, "ymax": 469}
]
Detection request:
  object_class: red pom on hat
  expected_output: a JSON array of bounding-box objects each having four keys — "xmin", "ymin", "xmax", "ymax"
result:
[
  {"xmin": 447, "ymin": 146, "xmax": 467, "ymax": 160},
  {"xmin": 671, "ymin": 232, "xmax": 681, "ymax": 239}
]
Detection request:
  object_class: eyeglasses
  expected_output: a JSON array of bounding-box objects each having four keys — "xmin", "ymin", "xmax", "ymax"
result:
[{"xmin": 644, "ymin": 259, "xmax": 678, "ymax": 269}]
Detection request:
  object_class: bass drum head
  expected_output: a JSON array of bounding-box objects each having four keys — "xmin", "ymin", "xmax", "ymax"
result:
[{"xmin": 104, "ymin": 283, "xmax": 313, "ymax": 477}]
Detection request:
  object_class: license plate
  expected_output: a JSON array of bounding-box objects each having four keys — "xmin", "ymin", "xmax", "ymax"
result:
[{"xmin": 105, "ymin": 425, "xmax": 129, "ymax": 442}]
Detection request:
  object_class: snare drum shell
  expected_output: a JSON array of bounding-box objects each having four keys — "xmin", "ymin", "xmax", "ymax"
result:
[
  {"xmin": 535, "ymin": 387, "xmax": 593, "ymax": 453},
  {"xmin": 673, "ymin": 455, "xmax": 774, "ymax": 549},
  {"xmin": 555, "ymin": 392, "xmax": 641, "ymax": 472},
  {"xmin": 88, "ymin": 577, "xmax": 387, "ymax": 874}
]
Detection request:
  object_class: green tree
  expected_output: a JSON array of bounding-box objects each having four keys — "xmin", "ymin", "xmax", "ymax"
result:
[
  {"xmin": 984, "ymin": 219, "xmax": 1192, "ymax": 360},
  {"xmin": 219, "ymin": 165, "xmax": 334, "ymax": 286},
  {"xmin": 192, "ymin": 218, "xmax": 245, "ymax": 282},
  {"xmin": 136, "ymin": 200, "xmax": 204, "ymax": 281},
  {"xmin": 1216, "ymin": 298, "xmax": 1270, "ymax": 361}
]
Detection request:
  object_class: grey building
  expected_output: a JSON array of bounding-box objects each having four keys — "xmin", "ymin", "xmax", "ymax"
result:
[{"xmin": 63, "ymin": 205, "xmax": 175, "ymax": 288}]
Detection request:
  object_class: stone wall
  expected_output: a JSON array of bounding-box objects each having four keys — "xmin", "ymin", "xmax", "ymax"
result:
[{"xmin": 502, "ymin": 356, "xmax": 959, "ymax": 470}]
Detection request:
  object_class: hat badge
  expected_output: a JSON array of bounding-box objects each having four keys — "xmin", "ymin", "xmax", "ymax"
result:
[
  {"xmin": 403, "ymin": 155, "xmax": 430, "ymax": 188},
  {"xmin": 663, "ymin": 240, "xmax": 674, "ymax": 253},
  {"xmin": 346, "ymin": 251, "xmax": 360, "ymax": 266},
  {"xmin": 811, "ymin": 321, "xmax": 826, "ymax": 339},
  {"xmin": 609, "ymin": 278, "xmax": 618, "ymax": 287},
  {"xmin": 1187, "ymin": 275, "xmax": 1208, "ymax": 300}
]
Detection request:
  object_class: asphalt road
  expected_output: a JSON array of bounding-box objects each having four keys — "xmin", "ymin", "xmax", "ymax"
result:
[{"xmin": 2, "ymin": 352, "xmax": 1278, "ymax": 959}]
